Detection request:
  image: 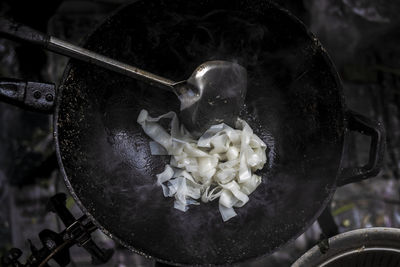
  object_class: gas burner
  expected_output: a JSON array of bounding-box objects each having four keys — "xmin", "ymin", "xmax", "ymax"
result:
[{"xmin": 1, "ymin": 193, "xmax": 113, "ymax": 267}]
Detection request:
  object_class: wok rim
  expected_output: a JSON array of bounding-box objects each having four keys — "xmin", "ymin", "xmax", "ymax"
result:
[{"xmin": 53, "ymin": 0, "xmax": 346, "ymax": 265}]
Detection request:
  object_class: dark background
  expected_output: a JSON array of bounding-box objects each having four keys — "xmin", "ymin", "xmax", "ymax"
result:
[{"xmin": 0, "ymin": 0, "xmax": 399, "ymax": 266}]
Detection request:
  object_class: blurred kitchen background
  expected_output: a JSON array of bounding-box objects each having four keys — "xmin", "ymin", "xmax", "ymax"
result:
[{"xmin": 0, "ymin": 0, "xmax": 399, "ymax": 266}]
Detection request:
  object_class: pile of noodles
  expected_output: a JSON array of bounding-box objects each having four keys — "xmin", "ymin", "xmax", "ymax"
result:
[{"xmin": 137, "ymin": 109, "xmax": 266, "ymax": 221}]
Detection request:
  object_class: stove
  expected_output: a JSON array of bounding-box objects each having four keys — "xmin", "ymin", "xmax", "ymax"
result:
[{"xmin": 0, "ymin": 0, "xmax": 399, "ymax": 266}]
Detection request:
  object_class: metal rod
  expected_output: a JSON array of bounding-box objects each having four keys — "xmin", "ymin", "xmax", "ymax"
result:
[
  {"xmin": 38, "ymin": 239, "xmax": 73, "ymax": 267},
  {"xmin": 48, "ymin": 37, "xmax": 176, "ymax": 90}
]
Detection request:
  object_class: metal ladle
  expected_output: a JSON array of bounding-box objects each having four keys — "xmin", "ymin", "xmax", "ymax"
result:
[{"xmin": 0, "ymin": 17, "xmax": 247, "ymax": 136}]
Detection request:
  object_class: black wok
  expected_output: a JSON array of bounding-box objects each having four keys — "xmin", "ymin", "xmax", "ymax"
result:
[{"xmin": 0, "ymin": 0, "xmax": 385, "ymax": 265}]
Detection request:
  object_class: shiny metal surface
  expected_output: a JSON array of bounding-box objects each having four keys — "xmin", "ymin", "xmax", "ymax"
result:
[{"xmin": 180, "ymin": 60, "xmax": 247, "ymax": 136}]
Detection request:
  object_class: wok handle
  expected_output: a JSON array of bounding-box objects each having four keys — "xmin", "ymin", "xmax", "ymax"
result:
[
  {"xmin": 0, "ymin": 78, "xmax": 55, "ymax": 113},
  {"xmin": 337, "ymin": 110, "xmax": 386, "ymax": 186}
]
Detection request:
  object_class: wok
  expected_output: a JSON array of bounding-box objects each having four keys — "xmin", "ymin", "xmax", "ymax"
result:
[{"xmin": 0, "ymin": 0, "xmax": 385, "ymax": 265}]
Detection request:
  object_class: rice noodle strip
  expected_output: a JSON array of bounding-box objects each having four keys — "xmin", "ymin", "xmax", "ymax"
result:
[{"xmin": 137, "ymin": 109, "xmax": 267, "ymax": 221}]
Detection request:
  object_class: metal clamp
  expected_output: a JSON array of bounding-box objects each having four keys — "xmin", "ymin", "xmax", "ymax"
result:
[{"xmin": 0, "ymin": 78, "xmax": 55, "ymax": 112}]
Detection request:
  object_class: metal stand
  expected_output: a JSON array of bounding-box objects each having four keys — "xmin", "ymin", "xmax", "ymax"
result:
[
  {"xmin": 318, "ymin": 206, "xmax": 339, "ymax": 238},
  {"xmin": 317, "ymin": 205, "xmax": 339, "ymax": 253}
]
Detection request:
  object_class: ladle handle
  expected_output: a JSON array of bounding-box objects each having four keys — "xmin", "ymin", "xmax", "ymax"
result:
[{"xmin": 0, "ymin": 17, "xmax": 176, "ymax": 91}]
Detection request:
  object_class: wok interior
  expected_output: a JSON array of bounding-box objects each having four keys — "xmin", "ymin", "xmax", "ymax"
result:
[{"xmin": 57, "ymin": 0, "xmax": 345, "ymax": 264}]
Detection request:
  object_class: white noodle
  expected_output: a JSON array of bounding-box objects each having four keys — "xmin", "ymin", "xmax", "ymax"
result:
[{"xmin": 137, "ymin": 109, "xmax": 267, "ymax": 221}]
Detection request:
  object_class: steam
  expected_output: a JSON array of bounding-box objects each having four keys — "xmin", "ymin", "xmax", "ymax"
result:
[{"xmin": 304, "ymin": 0, "xmax": 398, "ymax": 65}]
